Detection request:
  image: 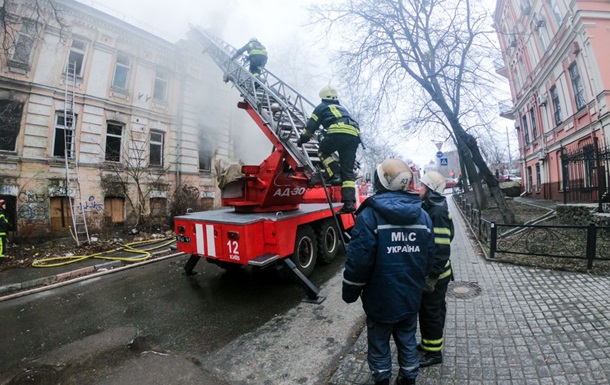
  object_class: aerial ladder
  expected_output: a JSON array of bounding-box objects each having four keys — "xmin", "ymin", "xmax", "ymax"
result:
[
  {"xmin": 191, "ymin": 27, "xmax": 340, "ymax": 212},
  {"xmin": 174, "ymin": 28, "xmax": 358, "ymax": 303},
  {"xmin": 63, "ymin": 61, "xmax": 90, "ymax": 246}
]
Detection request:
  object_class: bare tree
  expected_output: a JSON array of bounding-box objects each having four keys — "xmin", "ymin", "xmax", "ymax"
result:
[
  {"xmin": 1, "ymin": 0, "xmax": 67, "ymax": 65},
  {"xmin": 311, "ymin": 0, "xmax": 515, "ymax": 223},
  {"xmin": 103, "ymin": 140, "xmax": 171, "ymax": 228}
]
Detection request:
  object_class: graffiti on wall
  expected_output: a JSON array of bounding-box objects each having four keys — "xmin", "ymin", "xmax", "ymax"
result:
[
  {"xmin": 17, "ymin": 190, "xmax": 49, "ymax": 222},
  {"xmin": 80, "ymin": 196, "xmax": 104, "ymax": 212}
]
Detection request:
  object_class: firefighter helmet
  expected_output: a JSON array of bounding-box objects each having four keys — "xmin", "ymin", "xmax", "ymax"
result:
[
  {"xmin": 249, "ymin": 37, "xmax": 258, "ymax": 42},
  {"xmin": 421, "ymin": 171, "xmax": 446, "ymax": 193},
  {"xmin": 375, "ymin": 159, "xmax": 412, "ymax": 192},
  {"xmin": 319, "ymin": 85, "xmax": 338, "ymax": 101}
]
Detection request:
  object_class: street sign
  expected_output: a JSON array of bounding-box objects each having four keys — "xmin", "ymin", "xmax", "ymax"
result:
[
  {"xmin": 440, "ymin": 158, "xmax": 448, "ymax": 166},
  {"xmin": 436, "ymin": 151, "xmax": 443, "ymax": 158}
]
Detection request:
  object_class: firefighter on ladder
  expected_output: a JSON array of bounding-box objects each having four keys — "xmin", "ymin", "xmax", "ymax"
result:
[
  {"xmin": 0, "ymin": 199, "xmax": 10, "ymax": 264},
  {"xmin": 231, "ymin": 38, "xmax": 268, "ymax": 81},
  {"xmin": 417, "ymin": 171, "xmax": 455, "ymax": 367},
  {"xmin": 297, "ymin": 85, "xmax": 361, "ymax": 214}
]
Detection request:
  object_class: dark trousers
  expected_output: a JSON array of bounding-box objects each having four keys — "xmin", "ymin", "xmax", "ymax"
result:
[
  {"xmin": 418, "ymin": 278, "xmax": 449, "ymax": 352},
  {"xmin": 367, "ymin": 315, "xmax": 419, "ymax": 382},
  {"xmin": 248, "ymin": 54, "xmax": 267, "ymax": 77},
  {"xmin": 318, "ymin": 133, "xmax": 360, "ymax": 203}
]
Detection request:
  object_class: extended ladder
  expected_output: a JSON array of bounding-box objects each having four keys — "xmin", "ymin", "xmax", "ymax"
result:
[
  {"xmin": 191, "ymin": 27, "xmax": 326, "ymax": 181},
  {"xmin": 64, "ymin": 61, "xmax": 90, "ymax": 246}
]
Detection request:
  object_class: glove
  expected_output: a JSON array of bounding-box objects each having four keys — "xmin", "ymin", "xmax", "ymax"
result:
[
  {"xmin": 424, "ymin": 276, "xmax": 438, "ymax": 293},
  {"xmin": 297, "ymin": 133, "xmax": 311, "ymax": 147}
]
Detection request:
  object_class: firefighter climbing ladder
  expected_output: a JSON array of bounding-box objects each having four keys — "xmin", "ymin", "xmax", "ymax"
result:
[
  {"xmin": 63, "ymin": 61, "xmax": 90, "ymax": 246},
  {"xmin": 191, "ymin": 28, "xmax": 324, "ymax": 179}
]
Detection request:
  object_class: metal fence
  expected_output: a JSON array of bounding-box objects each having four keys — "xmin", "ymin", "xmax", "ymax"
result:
[
  {"xmin": 454, "ymin": 194, "xmax": 610, "ymax": 268},
  {"xmin": 560, "ymin": 136, "xmax": 610, "ymax": 212}
]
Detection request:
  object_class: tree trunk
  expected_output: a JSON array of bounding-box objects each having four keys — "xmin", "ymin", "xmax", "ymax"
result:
[
  {"xmin": 458, "ymin": 128, "xmax": 516, "ymax": 224},
  {"xmin": 455, "ymin": 135, "xmax": 487, "ymax": 209}
]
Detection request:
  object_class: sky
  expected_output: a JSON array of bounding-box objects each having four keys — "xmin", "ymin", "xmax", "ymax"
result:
[{"xmin": 76, "ymin": 0, "xmax": 518, "ymax": 170}]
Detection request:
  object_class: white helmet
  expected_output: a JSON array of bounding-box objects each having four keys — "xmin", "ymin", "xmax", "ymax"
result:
[
  {"xmin": 319, "ymin": 85, "xmax": 338, "ymax": 101},
  {"xmin": 421, "ymin": 171, "xmax": 446, "ymax": 193},
  {"xmin": 376, "ymin": 159, "xmax": 412, "ymax": 192}
]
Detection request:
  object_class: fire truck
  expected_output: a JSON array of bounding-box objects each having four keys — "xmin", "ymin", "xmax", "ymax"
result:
[{"xmin": 174, "ymin": 29, "xmax": 357, "ymax": 302}]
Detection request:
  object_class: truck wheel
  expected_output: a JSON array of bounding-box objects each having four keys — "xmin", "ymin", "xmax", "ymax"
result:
[
  {"xmin": 317, "ymin": 219, "xmax": 339, "ymax": 264},
  {"xmin": 290, "ymin": 226, "xmax": 318, "ymax": 277}
]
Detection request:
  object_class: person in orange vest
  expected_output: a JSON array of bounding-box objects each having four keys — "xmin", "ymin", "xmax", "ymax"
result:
[{"xmin": 0, "ymin": 199, "xmax": 10, "ymax": 263}]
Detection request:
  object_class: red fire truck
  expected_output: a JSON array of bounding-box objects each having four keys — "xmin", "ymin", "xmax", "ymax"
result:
[{"xmin": 174, "ymin": 29, "xmax": 357, "ymax": 302}]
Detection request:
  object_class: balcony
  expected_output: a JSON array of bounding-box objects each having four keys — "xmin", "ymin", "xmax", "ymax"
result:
[
  {"xmin": 494, "ymin": 59, "xmax": 508, "ymax": 78},
  {"xmin": 499, "ymin": 99, "xmax": 515, "ymax": 120}
]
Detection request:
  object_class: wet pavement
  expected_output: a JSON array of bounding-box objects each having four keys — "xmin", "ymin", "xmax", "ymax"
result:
[{"xmin": 330, "ymin": 196, "xmax": 610, "ymax": 385}]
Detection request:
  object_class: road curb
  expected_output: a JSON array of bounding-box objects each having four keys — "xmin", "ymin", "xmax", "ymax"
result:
[{"xmin": 0, "ymin": 251, "xmax": 186, "ymax": 302}]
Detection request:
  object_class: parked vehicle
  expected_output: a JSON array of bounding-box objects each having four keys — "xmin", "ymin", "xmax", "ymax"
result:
[{"xmin": 445, "ymin": 178, "xmax": 458, "ymax": 189}]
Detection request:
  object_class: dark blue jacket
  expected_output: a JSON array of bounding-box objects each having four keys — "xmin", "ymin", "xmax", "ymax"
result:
[{"xmin": 342, "ymin": 191, "xmax": 434, "ymax": 323}]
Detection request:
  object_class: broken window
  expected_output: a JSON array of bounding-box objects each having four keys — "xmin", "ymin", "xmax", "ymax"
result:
[
  {"xmin": 149, "ymin": 131, "xmax": 164, "ymax": 167},
  {"xmin": 52, "ymin": 112, "xmax": 76, "ymax": 158},
  {"xmin": 10, "ymin": 19, "xmax": 37, "ymax": 66},
  {"xmin": 0, "ymin": 99, "xmax": 23, "ymax": 152},
  {"xmin": 65, "ymin": 38, "xmax": 87, "ymax": 77},
  {"xmin": 105, "ymin": 123, "xmax": 123, "ymax": 162}
]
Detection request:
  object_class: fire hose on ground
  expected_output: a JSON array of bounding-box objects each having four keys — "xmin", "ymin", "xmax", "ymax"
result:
[{"xmin": 31, "ymin": 237, "xmax": 176, "ymax": 268}]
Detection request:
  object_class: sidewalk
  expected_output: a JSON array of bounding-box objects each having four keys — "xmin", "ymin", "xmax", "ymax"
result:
[
  {"xmin": 0, "ymin": 238, "xmax": 179, "ymax": 300},
  {"xmin": 331, "ymin": 196, "xmax": 610, "ymax": 384}
]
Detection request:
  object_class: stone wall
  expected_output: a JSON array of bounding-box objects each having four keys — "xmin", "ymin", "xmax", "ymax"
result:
[{"xmin": 556, "ymin": 204, "xmax": 610, "ymax": 226}]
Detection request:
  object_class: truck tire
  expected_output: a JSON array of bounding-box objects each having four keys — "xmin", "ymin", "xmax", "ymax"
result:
[
  {"xmin": 290, "ymin": 225, "xmax": 318, "ymax": 277},
  {"xmin": 317, "ymin": 219, "xmax": 339, "ymax": 264}
]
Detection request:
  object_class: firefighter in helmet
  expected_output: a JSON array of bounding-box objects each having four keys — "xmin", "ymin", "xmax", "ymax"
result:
[
  {"xmin": 231, "ymin": 37, "xmax": 268, "ymax": 79},
  {"xmin": 0, "ymin": 199, "xmax": 10, "ymax": 263},
  {"xmin": 297, "ymin": 85, "xmax": 361, "ymax": 214},
  {"xmin": 343, "ymin": 159, "xmax": 434, "ymax": 385},
  {"xmin": 417, "ymin": 171, "xmax": 455, "ymax": 367}
]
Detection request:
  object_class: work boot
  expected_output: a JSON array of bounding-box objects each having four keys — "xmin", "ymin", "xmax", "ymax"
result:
[
  {"xmin": 338, "ymin": 201, "xmax": 356, "ymax": 214},
  {"xmin": 419, "ymin": 351, "xmax": 443, "ymax": 367},
  {"xmin": 395, "ymin": 376, "xmax": 416, "ymax": 385},
  {"xmin": 327, "ymin": 175, "xmax": 342, "ymax": 186},
  {"xmin": 365, "ymin": 379, "xmax": 389, "ymax": 385},
  {"xmin": 416, "ymin": 343, "xmax": 424, "ymax": 352}
]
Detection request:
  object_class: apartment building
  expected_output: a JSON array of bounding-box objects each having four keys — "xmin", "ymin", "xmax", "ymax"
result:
[
  {"xmin": 494, "ymin": 0, "xmax": 610, "ymax": 202},
  {"xmin": 0, "ymin": 0, "xmax": 248, "ymax": 238}
]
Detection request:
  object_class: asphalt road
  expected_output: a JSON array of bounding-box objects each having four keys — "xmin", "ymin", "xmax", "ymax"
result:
[{"xmin": 0, "ymin": 253, "xmax": 348, "ymax": 384}]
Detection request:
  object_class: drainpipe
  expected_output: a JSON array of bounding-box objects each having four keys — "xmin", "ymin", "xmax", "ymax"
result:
[{"xmin": 175, "ymin": 47, "xmax": 186, "ymax": 189}]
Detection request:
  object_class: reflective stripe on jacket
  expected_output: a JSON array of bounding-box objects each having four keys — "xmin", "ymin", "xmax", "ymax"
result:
[{"xmin": 306, "ymin": 100, "xmax": 360, "ymax": 137}]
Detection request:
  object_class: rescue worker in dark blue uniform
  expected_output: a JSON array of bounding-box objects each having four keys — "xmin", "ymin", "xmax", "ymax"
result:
[
  {"xmin": 232, "ymin": 38, "xmax": 268, "ymax": 79},
  {"xmin": 297, "ymin": 85, "xmax": 360, "ymax": 214},
  {"xmin": 342, "ymin": 159, "xmax": 435, "ymax": 385},
  {"xmin": 417, "ymin": 171, "xmax": 454, "ymax": 367},
  {"xmin": 0, "ymin": 199, "xmax": 10, "ymax": 263}
]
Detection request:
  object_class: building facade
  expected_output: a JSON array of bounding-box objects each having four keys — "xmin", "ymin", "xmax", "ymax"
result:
[
  {"xmin": 494, "ymin": 0, "xmax": 610, "ymax": 202},
  {"xmin": 0, "ymin": 0, "xmax": 248, "ymax": 239}
]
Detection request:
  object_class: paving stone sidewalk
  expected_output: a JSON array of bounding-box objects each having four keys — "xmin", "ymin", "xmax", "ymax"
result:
[{"xmin": 331, "ymin": 197, "xmax": 610, "ymax": 385}]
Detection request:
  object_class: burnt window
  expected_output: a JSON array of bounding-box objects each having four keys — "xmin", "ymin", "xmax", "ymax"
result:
[
  {"xmin": 105, "ymin": 123, "xmax": 123, "ymax": 162},
  {"xmin": 10, "ymin": 19, "xmax": 37, "ymax": 66},
  {"xmin": 198, "ymin": 132, "xmax": 213, "ymax": 172},
  {"xmin": 0, "ymin": 100, "xmax": 23, "ymax": 152}
]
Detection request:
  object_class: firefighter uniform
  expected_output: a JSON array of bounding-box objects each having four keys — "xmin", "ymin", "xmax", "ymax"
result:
[
  {"xmin": 303, "ymin": 99, "xmax": 360, "ymax": 212},
  {"xmin": 0, "ymin": 200, "xmax": 9, "ymax": 262},
  {"xmin": 418, "ymin": 190, "xmax": 454, "ymax": 365},
  {"xmin": 232, "ymin": 39, "xmax": 268, "ymax": 78}
]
